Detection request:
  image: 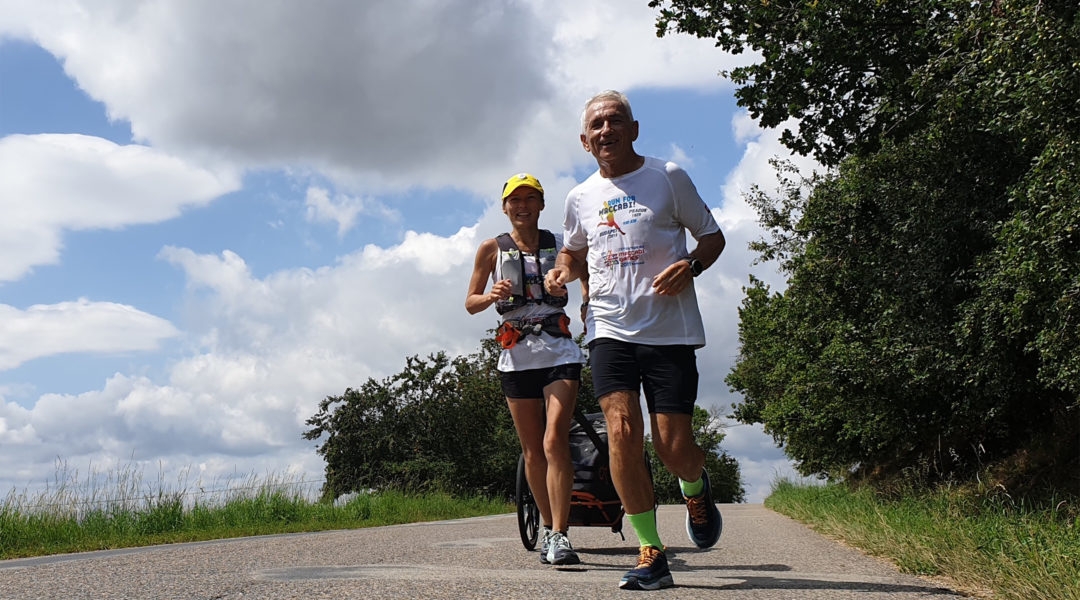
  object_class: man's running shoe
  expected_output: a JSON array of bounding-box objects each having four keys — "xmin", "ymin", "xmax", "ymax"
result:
[
  {"xmin": 619, "ymin": 545, "xmax": 673, "ymax": 590},
  {"xmin": 539, "ymin": 528, "xmax": 552, "ymax": 564},
  {"xmin": 684, "ymin": 469, "xmax": 723, "ymax": 548},
  {"xmin": 546, "ymin": 531, "xmax": 581, "ymax": 565}
]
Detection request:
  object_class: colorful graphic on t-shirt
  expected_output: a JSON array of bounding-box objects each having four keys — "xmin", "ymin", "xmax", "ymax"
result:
[
  {"xmin": 597, "ymin": 197, "xmax": 633, "ymax": 235},
  {"xmin": 598, "ymin": 211, "xmax": 625, "ymax": 234}
]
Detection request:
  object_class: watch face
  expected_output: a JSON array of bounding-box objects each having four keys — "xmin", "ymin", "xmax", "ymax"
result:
[{"xmin": 691, "ymin": 259, "xmax": 703, "ymax": 276}]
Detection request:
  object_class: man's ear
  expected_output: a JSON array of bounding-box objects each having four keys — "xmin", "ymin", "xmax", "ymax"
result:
[{"xmin": 580, "ymin": 133, "xmax": 589, "ymax": 151}]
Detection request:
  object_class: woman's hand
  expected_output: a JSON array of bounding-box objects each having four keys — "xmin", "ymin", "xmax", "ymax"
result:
[{"xmin": 490, "ymin": 278, "xmax": 513, "ymax": 303}]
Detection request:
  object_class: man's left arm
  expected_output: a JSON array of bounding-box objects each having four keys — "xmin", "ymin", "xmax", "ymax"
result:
[
  {"xmin": 688, "ymin": 229, "xmax": 726, "ymax": 269},
  {"xmin": 652, "ymin": 229, "xmax": 725, "ymax": 296},
  {"xmin": 654, "ymin": 163, "xmax": 726, "ymax": 295}
]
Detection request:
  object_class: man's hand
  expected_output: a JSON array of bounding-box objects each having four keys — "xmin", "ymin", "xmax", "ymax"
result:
[
  {"xmin": 652, "ymin": 260, "xmax": 694, "ymax": 296},
  {"xmin": 652, "ymin": 231, "xmax": 725, "ymax": 296},
  {"xmin": 544, "ymin": 268, "xmax": 570, "ymax": 297},
  {"xmin": 548, "ymin": 246, "xmax": 586, "ymax": 298}
]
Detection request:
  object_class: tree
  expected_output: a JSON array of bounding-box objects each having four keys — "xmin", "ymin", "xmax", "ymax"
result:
[
  {"xmin": 941, "ymin": 1, "xmax": 1080, "ymax": 400},
  {"xmin": 659, "ymin": 0, "xmax": 1080, "ymax": 490},
  {"xmin": 650, "ymin": 0, "xmax": 966, "ymax": 166},
  {"xmin": 303, "ymin": 338, "xmax": 520, "ymax": 499}
]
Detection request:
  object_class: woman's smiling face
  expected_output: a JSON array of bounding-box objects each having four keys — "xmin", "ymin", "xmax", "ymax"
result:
[{"xmin": 502, "ymin": 187, "xmax": 544, "ymax": 226}]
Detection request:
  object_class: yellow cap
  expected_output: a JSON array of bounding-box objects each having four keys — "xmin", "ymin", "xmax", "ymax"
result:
[{"xmin": 501, "ymin": 172, "xmax": 544, "ymax": 200}]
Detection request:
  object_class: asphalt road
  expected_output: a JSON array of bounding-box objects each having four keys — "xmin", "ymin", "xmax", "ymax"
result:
[{"xmin": 0, "ymin": 504, "xmax": 962, "ymax": 599}]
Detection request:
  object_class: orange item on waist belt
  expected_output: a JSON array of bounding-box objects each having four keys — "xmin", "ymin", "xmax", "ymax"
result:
[{"xmin": 495, "ymin": 320, "xmax": 521, "ymax": 349}]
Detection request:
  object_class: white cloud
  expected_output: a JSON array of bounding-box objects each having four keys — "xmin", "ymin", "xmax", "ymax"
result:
[
  {"xmin": 0, "ymin": 300, "xmax": 179, "ymax": 371},
  {"xmin": 303, "ymin": 186, "xmax": 400, "ymax": 237},
  {"xmin": 1, "ymin": 223, "xmax": 494, "ymax": 488},
  {"xmin": 2, "ymin": 1, "xmax": 556, "ymax": 191},
  {"xmin": 543, "ymin": 0, "xmax": 748, "ymax": 94},
  {"xmin": 0, "ymin": 0, "xmax": 740, "ymax": 196},
  {"xmin": 667, "ymin": 143, "xmax": 693, "ymax": 168},
  {"xmin": 0, "ymin": 133, "xmax": 239, "ymax": 281}
]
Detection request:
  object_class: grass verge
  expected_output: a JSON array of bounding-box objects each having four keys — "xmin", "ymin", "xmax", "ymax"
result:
[
  {"xmin": 0, "ymin": 464, "xmax": 510, "ymax": 560},
  {"xmin": 765, "ymin": 480, "xmax": 1079, "ymax": 600}
]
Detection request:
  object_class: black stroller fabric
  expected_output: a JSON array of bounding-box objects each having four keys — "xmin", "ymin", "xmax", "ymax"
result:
[{"xmin": 568, "ymin": 412, "xmax": 623, "ymax": 528}]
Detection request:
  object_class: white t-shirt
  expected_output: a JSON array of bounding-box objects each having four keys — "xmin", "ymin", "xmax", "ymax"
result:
[
  {"xmin": 493, "ymin": 231, "xmax": 586, "ymax": 372},
  {"xmin": 563, "ymin": 157, "xmax": 720, "ymax": 347}
]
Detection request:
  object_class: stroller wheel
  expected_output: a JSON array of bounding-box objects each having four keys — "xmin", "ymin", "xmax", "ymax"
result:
[{"xmin": 515, "ymin": 453, "xmax": 541, "ymax": 550}]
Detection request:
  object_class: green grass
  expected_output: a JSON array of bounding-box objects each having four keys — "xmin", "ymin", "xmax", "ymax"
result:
[
  {"xmin": 766, "ymin": 480, "xmax": 1080, "ymax": 600},
  {"xmin": 0, "ymin": 463, "xmax": 511, "ymax": 560}
]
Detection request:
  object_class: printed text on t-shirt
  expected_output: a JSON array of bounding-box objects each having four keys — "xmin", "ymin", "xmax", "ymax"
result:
[{"xmin": 601, "ymin": 245, "xmax": 646, "ymax": 267}]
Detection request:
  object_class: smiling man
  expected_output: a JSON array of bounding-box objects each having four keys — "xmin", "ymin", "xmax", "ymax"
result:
[{"xmin": 545, "ymin": 90, "xmax": 727, "ymax": 591}]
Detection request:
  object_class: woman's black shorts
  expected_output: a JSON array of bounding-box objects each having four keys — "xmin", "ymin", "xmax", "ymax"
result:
[{"xmin": 499, "ymin": 363, "xmax": 582, "ymax": 399}]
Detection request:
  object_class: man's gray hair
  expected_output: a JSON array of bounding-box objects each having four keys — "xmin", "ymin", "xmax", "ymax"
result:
[{"xmin": 581, "ymin": 90, "xmax": 634, "ymax": 133}]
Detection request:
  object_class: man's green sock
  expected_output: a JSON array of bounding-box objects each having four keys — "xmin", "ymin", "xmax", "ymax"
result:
[
  {"xmin": 680, "ymin": 475, "xmax": 704, "ymax": 498},
  {"xmin": 627, "ymin": 509, "xmax": 663, "ymax": 549}
]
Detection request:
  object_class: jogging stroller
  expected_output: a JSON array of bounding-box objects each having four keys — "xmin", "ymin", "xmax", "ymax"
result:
[{"xmin": 515, "ymin": 408, "xmax": 653, "ymax": 550}]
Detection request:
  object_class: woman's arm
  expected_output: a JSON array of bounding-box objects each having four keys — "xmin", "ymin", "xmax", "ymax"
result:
[{"xmin": 465, "ymin": 238, "xmax": 510, "ymax": 314}]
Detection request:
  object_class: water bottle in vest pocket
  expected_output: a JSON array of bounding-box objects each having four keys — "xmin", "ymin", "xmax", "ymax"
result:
[{"xmin": 498, "ymin": 248, "xmax": 523, "ymax": 300}]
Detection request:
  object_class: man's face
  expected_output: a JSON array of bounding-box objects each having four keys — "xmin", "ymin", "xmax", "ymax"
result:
[{"xmin": 580, "ymin": 99, "xmax": 638, "ymax": 163}]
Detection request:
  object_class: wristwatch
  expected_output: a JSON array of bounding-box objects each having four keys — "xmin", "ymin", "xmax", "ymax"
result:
[{"xmin": 682, "ymin": 256, "xmax": 704, "ymax": 277}]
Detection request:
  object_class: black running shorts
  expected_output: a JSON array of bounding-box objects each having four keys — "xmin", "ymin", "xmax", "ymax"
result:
[
  {"xmin": 499, "ymin": 362, "xmax": 582, "ymax": 400},
  {"xmin": 588, "ymin": 338, "xmax": 698, "ymax": 414}
]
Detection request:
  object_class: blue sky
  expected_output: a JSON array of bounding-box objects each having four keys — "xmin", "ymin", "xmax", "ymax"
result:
[{"xmin": 0, "ymin": 0, "xmax": 817, "ymax": 503}]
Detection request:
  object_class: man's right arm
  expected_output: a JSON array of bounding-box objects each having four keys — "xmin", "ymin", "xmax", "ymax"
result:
[{"xmin": 545, "ymin": 247, "xmax": 587, "ymax": 297}]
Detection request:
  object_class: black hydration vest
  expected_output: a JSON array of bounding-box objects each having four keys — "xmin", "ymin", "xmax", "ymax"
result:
[{"xmin": 494, "ymin": 230, "xmax": 568, "ymax": 315}]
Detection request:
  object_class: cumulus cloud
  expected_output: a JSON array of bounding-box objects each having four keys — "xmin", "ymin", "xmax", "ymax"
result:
[
  {"xmin": 0, "ymin": 373, "xmax": 326, "ymax": 485},
  {"xmin": 544, "ymin": 0, "xmax": 750, "ymax": 94},
  {"xmin": 0, "ymin": 0, "xmax": 738, "ymax": 195},
  {"xmin": 0, "ymin": 133, "xmax": 239, "ymax": 281},
  {"xmin": 3, "ymin": 1, "xmax": 553, "ymax": 189},
  {"xmin": 158, "ymin": 221, "xmax": 483, "ymax": 362},
  {"xmin": 304, "ymin": 186, "xmax": 400, "ymax": 237},
  {"xmin": 0, "ymin": 300, "xmax": 179, "ymax": 371},
  {"xmin": 1, "ymin": 225, "xmax": 492, "ymax": 488}
]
